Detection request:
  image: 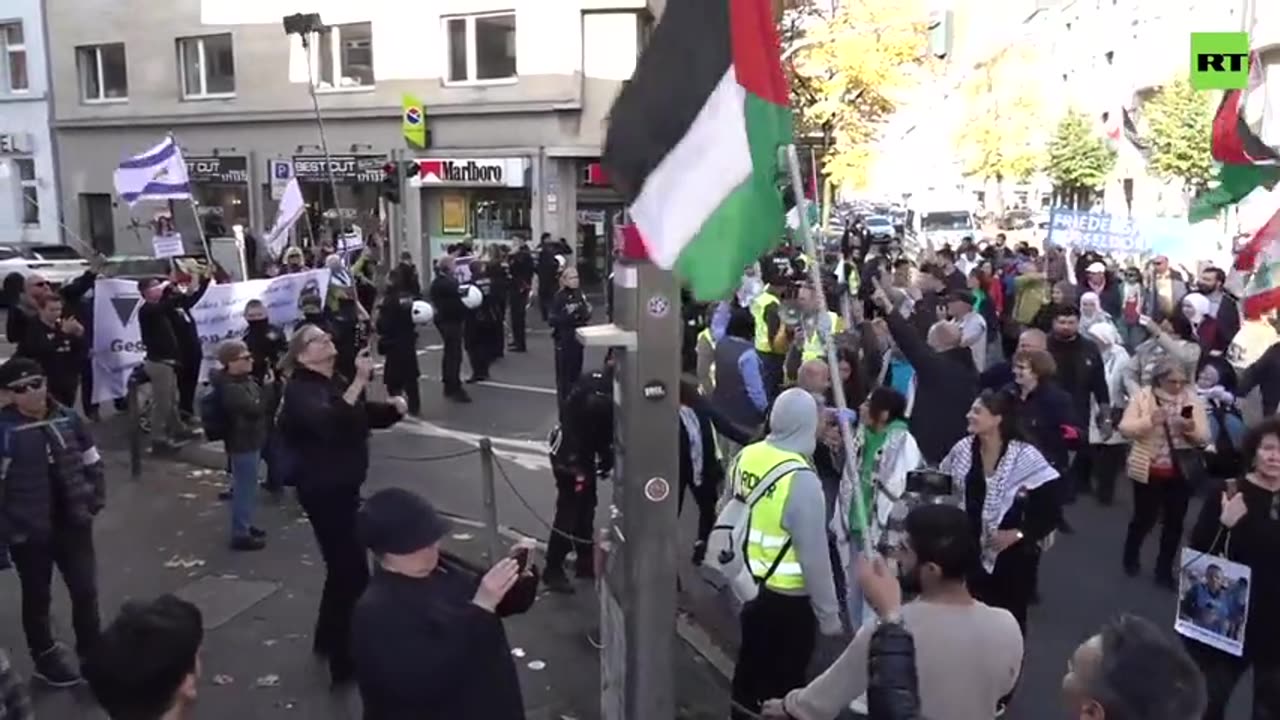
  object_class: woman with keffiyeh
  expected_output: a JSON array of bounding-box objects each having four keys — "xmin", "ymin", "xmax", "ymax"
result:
[{"xmin": 939, "ymin": 390, "xmax": 1062, "ymax": 635}]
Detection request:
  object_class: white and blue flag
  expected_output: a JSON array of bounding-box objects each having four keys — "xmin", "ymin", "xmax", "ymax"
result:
[{"xmin": 112, "ymin": 136, "xmax": 192, "ymax": 206}]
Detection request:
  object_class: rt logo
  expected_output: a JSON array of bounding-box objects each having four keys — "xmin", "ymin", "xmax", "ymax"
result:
[{"xmin": 1191, "ymin": 32, "xmax": 1250, "ymax": 90}]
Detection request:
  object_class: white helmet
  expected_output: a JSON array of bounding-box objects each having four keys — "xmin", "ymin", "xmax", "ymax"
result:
[
  {"xmin": 410, "ymin": 300, "xmax": 435, "ymax": 325},
  {"xmin": 461, "ymin": 285, "xmax": 483, "ymax": 309},
  {"xmin": 555, "ymin": 254, "xmax": 567, "ymax": 270}
]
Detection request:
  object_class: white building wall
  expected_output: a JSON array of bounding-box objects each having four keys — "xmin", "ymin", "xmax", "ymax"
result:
[{"xmin": 0, "ymin": 0, "xmax": 62, "ymax": 245}]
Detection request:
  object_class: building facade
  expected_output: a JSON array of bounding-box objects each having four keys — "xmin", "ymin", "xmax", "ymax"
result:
[
  {"xmin": 0, "ymin": 0, "xmax": 60, "ymax": 245},
  {"xmin": 45, "ymin": 0, "xmax": 655, "ymax": 279}
]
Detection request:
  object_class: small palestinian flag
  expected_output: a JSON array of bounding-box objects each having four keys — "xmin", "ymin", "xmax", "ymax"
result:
[
  {"xmin": 1234, "ymin": 206, "xmax": 1280, "ymax": 274},
  {"xmin": 602, "ymin": 0, "xmax": 793, "ymax": 301},
  {"xmin": 1193, "ymin": 52, "xmax": 1280, "ymax": 223}
]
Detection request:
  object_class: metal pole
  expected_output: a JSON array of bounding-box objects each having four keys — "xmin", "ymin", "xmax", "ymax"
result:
[
  {"xmin": 301, "ymin": 31, "xmax": 347, "ymax": 241},
  {"xmin": 127, "ymin": 378, "xmax": 142, "ymax": 480},
  {"xmin": 478, "ymin": 437, "xmax": 501, "ymax": 563},
  {"xmin": 784, "ymin": 144, "xmax": 870, "ymax": 550}
]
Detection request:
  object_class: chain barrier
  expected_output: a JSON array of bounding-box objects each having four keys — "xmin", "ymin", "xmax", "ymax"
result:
[
  {"xmin": 491, "ymin": 453, "xmax": 597, "ymax": 545},
  {"xmin": 383, "ymin": 447, "xmax": 482, "ymax": 463}
]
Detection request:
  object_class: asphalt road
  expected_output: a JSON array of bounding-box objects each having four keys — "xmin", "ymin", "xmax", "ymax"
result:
[{"xmin": 0, "ymin": 305, "xmax": 1257, "ymax": 718}]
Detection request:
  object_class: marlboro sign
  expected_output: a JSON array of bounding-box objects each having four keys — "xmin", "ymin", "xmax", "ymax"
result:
[{"xmin": 410, "ymin": 157, "xmax": 528, "ymax": 188}]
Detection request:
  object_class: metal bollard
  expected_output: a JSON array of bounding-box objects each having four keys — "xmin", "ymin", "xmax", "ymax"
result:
[
  {"xmin": 477, "ymin": 437, "xmax": 501, "ymax": 563},
  {"xmin": 127, "ymin": 380, "xmax": 142, "ymax": 480}
]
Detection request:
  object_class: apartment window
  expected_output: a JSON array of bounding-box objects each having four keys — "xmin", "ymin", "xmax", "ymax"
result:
[
  {"xmin": 444, "ymin": 12, "xmax": 517, "ymax": 85},
  {"xmin": 16, "ymin": 159, "xmax": 37, "ymax": 226},
  {"xmin": 179, "ymin": 34, "xmax": 235, "ymax": 98},
  {"xmin": 78, "ymin": 43, "xmax": 128, "ymax": 102},
  {"xmin": 309, "ymin": 22, "xmax": 374, "ymax": 90},
  {"xmin": 1, "ymin": 23, "xmax": 27, "ymax": 92}
]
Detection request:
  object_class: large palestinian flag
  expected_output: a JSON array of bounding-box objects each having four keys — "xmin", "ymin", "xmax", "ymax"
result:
[
  {"xmin": 602, "ymin": 0, "xmax": 793, "ymax": 300},
  {"xmin": 1191, "ymin": 52, "xmax": 1280, "ymax": 222}
]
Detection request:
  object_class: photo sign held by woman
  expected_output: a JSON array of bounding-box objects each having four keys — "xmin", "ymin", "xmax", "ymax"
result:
[
  {"xmin": 90, "ymin": 269, "xmax": 331, "ymax": 403},
  {"xmin": 1175, "ymin": 547, "xmax": 1251, "ymax": 657}
]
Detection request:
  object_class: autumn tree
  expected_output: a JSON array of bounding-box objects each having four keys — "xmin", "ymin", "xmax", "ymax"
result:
[
  {"xmin": 784, "ymin": 0, "xmax": 930, "ymax": 191},
  {"xmin": 1045, "ymin": 110, "xmax": 1116, "ymax": 209},
  {"xmin": 1142, "ymin": 76, "xmax": 1215, "ymax": 194},
  {"xmin": 954, "ymin": 44, "xmax": 1043, "ymax": 215}
]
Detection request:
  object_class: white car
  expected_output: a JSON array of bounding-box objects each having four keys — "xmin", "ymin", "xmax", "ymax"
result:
[{"xmin": 0, "ymin": 244, "xmax": 91, "ymax": 290}]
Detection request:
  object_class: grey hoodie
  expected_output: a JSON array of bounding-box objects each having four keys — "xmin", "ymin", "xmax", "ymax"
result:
[{"xmin": 769, "ymin": 388, "xmax": 842, "ymax": 635}]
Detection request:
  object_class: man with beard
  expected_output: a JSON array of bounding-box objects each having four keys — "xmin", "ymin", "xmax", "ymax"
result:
[
  {"xmin": 766, "ymin": 505, "xmax": 1023, "ymax": 720},
  {"xmin": 1197, "ymin": 267, "xmax": 1240, "ymax": 348},
  {"xmin": 1046, "ymin": 304, "xmax": 1109, "ymax": 515}
]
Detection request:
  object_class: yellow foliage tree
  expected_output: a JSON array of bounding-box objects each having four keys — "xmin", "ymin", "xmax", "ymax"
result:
[
  {"xmin": 785, "ymin": 0, "xmax": 930, "ymax": 191},
  {"xmin": 953, "ymin": 44, "xmax": 1043, "ymax": 214}
]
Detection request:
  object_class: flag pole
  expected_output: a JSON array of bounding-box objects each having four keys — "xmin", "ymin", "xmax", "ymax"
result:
[
  {"xmin": 166, "ymin": 133, "xmax": 215, "ymax": 261},
  {"xmin": 783, "ymin": 143, "xmax": 871, "ymax": 557}
]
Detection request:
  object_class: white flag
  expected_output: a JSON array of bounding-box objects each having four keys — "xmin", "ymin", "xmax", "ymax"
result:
[
  {"xmin": 113, "ymin": 136, "xmax": 191, "ymax": 206},
  {"xmin": 265, "ymin": 177, "xmax": 304, "ymax": 257}
]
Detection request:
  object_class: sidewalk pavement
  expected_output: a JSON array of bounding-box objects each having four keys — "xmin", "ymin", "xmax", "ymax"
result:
[{"xmin": 0, "ymin": 437, "xmax": 731, "ymax": 719}]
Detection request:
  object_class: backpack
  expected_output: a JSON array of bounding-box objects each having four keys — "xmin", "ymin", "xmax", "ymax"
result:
[
  {"xmin": 699, "ymin": 455, "xmax": 808, "ymax": 606},
  {"xmin": 200, "ymin": 383, "xmax": 228, "ymax": 442}
]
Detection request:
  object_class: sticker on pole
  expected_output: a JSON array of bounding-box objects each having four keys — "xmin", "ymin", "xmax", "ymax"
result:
[
  {"xmin": 642, "ymin": 380, "xmax": 667, "ymax": 401},
  {"xmin": 646, "ymin": 294, "xmax": 671, "ymax": 318},
  {"xmin": 643, "ymin": 476, "xmax": 670, "ymax": 503}
]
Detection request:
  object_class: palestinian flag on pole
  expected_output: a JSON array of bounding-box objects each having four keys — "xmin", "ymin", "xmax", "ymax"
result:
[
  {"xmin": 602, "ymin": 0, "xmax": 793, "ymax": 301},
  {"xmin": 1192, "ymin": 51, "xmax": 1280, "ymax": 222}
]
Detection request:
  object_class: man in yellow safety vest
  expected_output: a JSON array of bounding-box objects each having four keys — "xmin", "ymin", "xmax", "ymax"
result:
[
  {"xmin": 749, "ymin": 272, "xmax": 792, "ymax": 400},
  {"xmin": 728, "ymin": 388, "xmax": 842, "ymax": 719}
]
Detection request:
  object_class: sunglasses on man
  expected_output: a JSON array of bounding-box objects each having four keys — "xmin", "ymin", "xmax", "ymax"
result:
[{"xmin": 7, "ymin": 378, "xmax": 45, "ymax": 394}]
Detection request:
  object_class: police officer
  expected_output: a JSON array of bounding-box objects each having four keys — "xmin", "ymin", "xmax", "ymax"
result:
[
  {"xmin": 543, "ymin": 352, "xmax": 614, "ymax": 593},
  {"xmin": 465, "ymin": 260, "xmax": 496, "ymax": 384},
  {"xmin": 390, "ymin": 251, "xmax": 422, "ymax": 299},
  {"xmin": 507, "ymin": 238, "xmax": 536, "ymax": 352},
  {"xmin": 485, "ymin": 247, "xmax": 510, "ymax": 362},
  {"xmin": 376, "ymin": 280, "xmax": 421, "ymax": 416},
  {"xmin": 0, "ymin": 357, "xmax": 107, "ymax": 687},
  {"xmin": 16, "ymin": 295, "xmax": 86, "ymax": 409},
  {"xmin": 429, "ymin": 256, "xmax": 470, "ymax": 403},
  {"xmin": 535, "ymin": 233, "xmax": 561, "ymax": 322},
  {"xmin": 549, "ymin": 265, "xmax": 592, "ymax": 406}
]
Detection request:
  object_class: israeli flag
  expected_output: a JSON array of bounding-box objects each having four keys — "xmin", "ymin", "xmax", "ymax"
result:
[{"xmin": 112, "ymin": 136, "xmax": 192, "ymax": 206}]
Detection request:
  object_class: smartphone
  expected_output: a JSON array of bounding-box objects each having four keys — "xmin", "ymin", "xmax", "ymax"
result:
[
  {"xmin": 906, "ymin": 469, "xmax": 954, "ymax": 497},
  {"xmin": 1181, "ymin": 406, "xmax": 1193, "ymax": 420},
  {"xmin": 1225, "ymin": 478, "xmax": 1239, "ymax": 498},
  {"xmin": 513, "ymin": 547, "xmax": 530, "ymax": 573}
]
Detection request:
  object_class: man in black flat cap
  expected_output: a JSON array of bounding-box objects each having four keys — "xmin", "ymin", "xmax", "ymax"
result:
[{"xmin": 350, "ymin": 488, "xmax": 538, "ymax": 720}]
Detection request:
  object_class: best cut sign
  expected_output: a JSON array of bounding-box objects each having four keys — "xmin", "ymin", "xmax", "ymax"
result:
[{"xmin": 410, "ymin": 158, "xmax": 528, "ymax": 188}]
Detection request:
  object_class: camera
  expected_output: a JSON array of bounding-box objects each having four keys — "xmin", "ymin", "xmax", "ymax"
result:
[{"xmin": 905, "ymin": 469, "xmax": 955, "ymax": 497}]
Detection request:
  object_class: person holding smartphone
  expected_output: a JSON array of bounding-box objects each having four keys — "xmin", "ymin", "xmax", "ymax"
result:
[
  {"xmin": 352, "ymin": 488, "xmax": 538, "ymax": 720},
  {"xmin": 1118, "ymin": 355, "xmax": 1210, "ymax": 588},
  {"xmin": 276, "ymin": 329, "xmax": 408, "ymax": 687}
]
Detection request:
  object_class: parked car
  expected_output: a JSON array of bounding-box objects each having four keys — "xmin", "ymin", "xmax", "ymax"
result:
[
  {"xmin": 863, "ymin": 215, "xmax": 897, "ymax": 242},
  {"xmin": 0, "ymin": 243, "xmax": 91, "ymax": 287}
]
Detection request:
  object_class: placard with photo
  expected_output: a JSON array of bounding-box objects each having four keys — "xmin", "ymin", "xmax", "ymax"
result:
[{"xmin": 1175, "ymin": 548, "xmax": 1251, "ymax": 657}]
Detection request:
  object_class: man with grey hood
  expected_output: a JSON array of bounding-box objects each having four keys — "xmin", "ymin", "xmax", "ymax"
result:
[{"xmin": 730, "ymin": 388, "xmax": 842, "ymax": 720}]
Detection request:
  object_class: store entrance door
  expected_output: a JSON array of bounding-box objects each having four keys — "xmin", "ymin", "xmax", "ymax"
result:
[{"xmin": 577, "ymin": 205, "xmax": 624, "ymax": 287}]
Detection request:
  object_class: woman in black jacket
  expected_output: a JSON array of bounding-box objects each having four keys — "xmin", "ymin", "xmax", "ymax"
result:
[
  {"xmin": 277, "ymin": 324, "xmax": 407, "ymax": 686},
  {"xmin": 1185, "ymin": 416, "xmax": 1280, "ymax": 720},
  {"xmin": 678, "ymin": 381, "xmax": 725, "ymax": 565},
  {"xmin": 549, "ymin": 266, "xmax": 592, "ymax": 406}
]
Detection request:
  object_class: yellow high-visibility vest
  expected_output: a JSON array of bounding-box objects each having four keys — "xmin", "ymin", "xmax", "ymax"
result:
[
  {"xmin": 801, "ymin": 311, "xmax": 843, "ymax": 362},
  {"xmin": 733, "ymin": 441, "xmax": 809, "ymax": 591},
  {"xmin": 750, "ymin": 292, "xmax": 780, "ymax": 354}
]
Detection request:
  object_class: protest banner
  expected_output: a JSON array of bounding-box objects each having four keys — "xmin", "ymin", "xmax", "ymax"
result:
[
  {"xmin": 91, "ymin": 270, "xmax": 330, "ymax": 403},
  {"xmin": 1047, "ymin": 209, "xmax": 1147, "ymax": 253}
]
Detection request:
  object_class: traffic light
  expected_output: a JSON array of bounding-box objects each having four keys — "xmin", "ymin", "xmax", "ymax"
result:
[{"xmin": 381, "ymin": 161, "xmax": 401, "ymax": 204}]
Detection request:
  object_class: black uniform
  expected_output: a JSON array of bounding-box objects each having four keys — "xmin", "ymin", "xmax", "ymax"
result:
[
  {"xmin": 535, "ymin": 244, "xmax": 561, "ymax": 322},
  {"xmin": 545, "ymin": 368, "xmax": 614, "ymax": 582},
  {"xmin": 391, "ymin": 259, "xmax": 422, "ymax": 299},
  {"xmin": 429, "ymin": 270, "xmax": 469, "ymax": 399},
  {"xmin": 328, "ymin": 299, "xmax": 365, "ymax": 382},
  {"xmin": 16, "ymin": 318, "xmax": 85, "ymax": 408},
  {"xmin": 165, "ymin": 280, "xmax": 211, "ymax": 418},
  {"xmin": 507, "ymin": 246, "xmax": 536, "ymax": 351},
  {"xmin": 465, "ymin": 266, "xmax": 496, "ymax": 383},
  {"xmin": 548, "ymin": 287, "xmax": 592, "ymax": 405},
  {"xmin": 486, "ymin": 261, "xmax": 509, "ymax": 361},
  {"xmin": 376, "ymin": 292, "xmax": 421, "ymax": 415}
]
